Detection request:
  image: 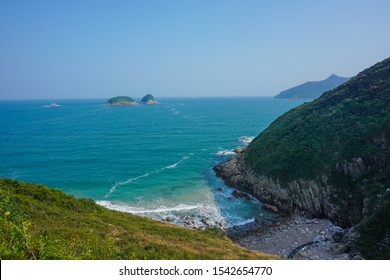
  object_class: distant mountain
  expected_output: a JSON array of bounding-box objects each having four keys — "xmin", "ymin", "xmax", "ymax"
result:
[{"xmin": 275, "ymin": 74, "xmax": 350, "ymax": 99}]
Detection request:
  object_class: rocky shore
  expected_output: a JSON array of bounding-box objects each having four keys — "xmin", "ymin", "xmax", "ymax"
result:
[
  {"xmin": 213, "ymin": 153, "xmax": 365, "ymax": 259},
  {"xmin": 227, "ymin": 214, "xmax": 363, "ymax": 260}
]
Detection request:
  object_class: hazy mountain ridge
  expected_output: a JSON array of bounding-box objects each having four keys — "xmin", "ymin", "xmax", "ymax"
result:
[{"xmin": 275, "ymin": 74, "xmax": 350, "ymax": 99}]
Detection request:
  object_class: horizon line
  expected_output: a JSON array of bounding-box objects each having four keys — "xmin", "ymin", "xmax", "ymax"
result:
[{"xmin": 0, "ymin": 95, "xmax": 281, "ymax": 101}]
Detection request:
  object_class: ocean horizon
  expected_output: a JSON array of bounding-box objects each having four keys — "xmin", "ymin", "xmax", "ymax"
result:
[{"xmin": 0, "ymin": 97, "xmax": 303, "ymax": 228}]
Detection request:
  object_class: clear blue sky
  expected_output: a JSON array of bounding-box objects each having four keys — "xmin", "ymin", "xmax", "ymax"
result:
[{"xmin": 1, "ymin": 0, "xmax": 390, "ymax": 99}]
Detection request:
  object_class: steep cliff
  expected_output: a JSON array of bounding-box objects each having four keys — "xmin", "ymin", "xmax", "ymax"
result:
[{"xmin": 215, "ymin": 57, "xmax": 390, "ymax": 259}]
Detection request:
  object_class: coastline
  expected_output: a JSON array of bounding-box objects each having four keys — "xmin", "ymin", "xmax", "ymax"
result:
[{"xmin": 214, "ymin": 153, "xmax": 363, "ymax": 260}]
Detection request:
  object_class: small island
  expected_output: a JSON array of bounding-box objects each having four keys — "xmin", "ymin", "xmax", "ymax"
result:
[
  {"xmin": 106, "ymin": 96, "xmax": 137, "ymax": 106},
  {"xmin": 140, "ymin": 94, "xmax": 158, "ymax": 104}
]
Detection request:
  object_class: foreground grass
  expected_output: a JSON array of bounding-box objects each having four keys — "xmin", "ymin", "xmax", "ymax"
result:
[{"xmin": 0, "ymin": 178, "xmax": 275, "ymax": 260}]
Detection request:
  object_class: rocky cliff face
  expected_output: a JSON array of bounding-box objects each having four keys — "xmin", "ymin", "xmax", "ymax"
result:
[
  {"xmin": 214, "ymin": 151, "xmax": 390, "ymax": 227},
  {"xmin": 215, "ymin": 154, "xmax": 341, "ymax": 223}
]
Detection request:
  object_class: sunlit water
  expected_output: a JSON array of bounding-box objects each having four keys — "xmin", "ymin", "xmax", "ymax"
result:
[{"xmin": 0, "ymin": 97, "xmax": 302, "ymax": 228}]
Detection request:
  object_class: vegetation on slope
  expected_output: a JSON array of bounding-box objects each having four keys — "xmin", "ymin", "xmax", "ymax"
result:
[
  {"xmin": 247, "ymin": 58, "xmax": 390, "ymax": 183},
  {"xmin": 106, "ymin": 96, "xmax": 136, "ymax": 105},
  {"xmin": 0, "ymin": 178, "xmax": 275, "ymax": 260},
  {"xmin": 244, "ymin": 57, "xmax": 390, "ymax": 259}
]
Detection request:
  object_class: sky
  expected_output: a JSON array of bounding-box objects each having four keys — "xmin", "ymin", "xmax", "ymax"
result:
[{"xmin": 1, "ymin": 0, "xmax": 390, "ymax": 100}]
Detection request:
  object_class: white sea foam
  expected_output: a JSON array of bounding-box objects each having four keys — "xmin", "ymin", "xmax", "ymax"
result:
[
  {"xmin": 239, "ymin": 136, "xmax": 255, "ymax": 146},
  {"xmin": 166, "ymin": 156, "xmax": 189, "ymax": 169},
  {"xmin": 42, "ymin": 105, "xmax": 61, "ymax": 108},
  {"xmin": 216, "ymin": 149, "xmax": 235, "ymax": 156},
  {"xmin": 234, "ymin": 218, "xmax": 256, "ymax": 227},
  {"xmin": 97, "ymin": 200, "xmax": 199, "ymax": 214},
  {"xmin": 215, "ymin": 136, "xmax": 255, "ymax": 156},
  {"xmin": 105, "ymin": 172, "xmax": 150, "ymax": 198},
  {"xmin": 96, "ymin": 200, "xmax": 226, "ymax": 228}
]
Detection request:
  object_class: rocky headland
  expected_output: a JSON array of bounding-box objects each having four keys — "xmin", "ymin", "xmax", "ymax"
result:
[{"xmin": 215, "ymin": 57, "xmax": 390, "ymax": 259}]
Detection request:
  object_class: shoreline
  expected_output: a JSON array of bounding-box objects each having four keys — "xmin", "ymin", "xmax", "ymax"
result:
[
  {"xmin": 213, "ymin": 153, "xmax": 364, "ymax": 260},
  {"xmin": 225, "ymin": 213, "xmax": 360, "ymax": 260}
]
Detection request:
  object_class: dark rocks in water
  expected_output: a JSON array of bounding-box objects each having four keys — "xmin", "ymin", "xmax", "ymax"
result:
[
  {"xmin": 106, "ymin": 96, "xmax": 137, "ymax": 106},
  {"xmin": 232, "ymin": 190, "xmax": 252, "ymax": 201},
  {"xmin": 141, "ymin": 94, "xmax": 158, "ymax": 104}
]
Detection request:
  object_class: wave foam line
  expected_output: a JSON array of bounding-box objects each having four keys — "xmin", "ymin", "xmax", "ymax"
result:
[
  {"xmin": 166, "ymin": 156, "xmax": 190, "ymax": 169},
  {"xmin": 105, "ymin": 173, "xmax": 150, "ymax": 198},
  {"xmin": 105, "ymin": 155, "xmax": 192, "ymax": 197},
  {"xmin": 97, "ymin": 200, "xmax": 200, "ymax": 214},
  {"xmin": 239, "ymin": 136, "xmax": 255, "ymax": 146}
]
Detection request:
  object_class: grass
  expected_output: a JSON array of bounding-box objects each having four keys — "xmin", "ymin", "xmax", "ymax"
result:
[{"xmin": 0, "ymin": 178, "xmax": 276, "ymax": 260}]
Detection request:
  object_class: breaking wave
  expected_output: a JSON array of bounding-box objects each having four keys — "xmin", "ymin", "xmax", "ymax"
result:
[
  {"xmin": 96, "ymin": 200, "xmax": 226, "ymax": 229},
  {"xmin": 216, "ymin": 149, "xmax": 235, "ymax": 156}
]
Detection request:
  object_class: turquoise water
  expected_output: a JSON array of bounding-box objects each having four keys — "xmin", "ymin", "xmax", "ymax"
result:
[{"xmin": 0, "ymin": 97, "xmax": 302, "ymax": 228}]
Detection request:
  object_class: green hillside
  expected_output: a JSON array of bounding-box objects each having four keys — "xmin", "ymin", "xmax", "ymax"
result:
[
  {"xmin": 244, "ymin": 57, "xmax": 390, "ymax": 258},
  {"xmin": 275, "ymin": 74, "xmax": 350, "ymax": 99},
  {"xmin": 0, "ymin": 178, "xmax": 275, "ymax": 260}
]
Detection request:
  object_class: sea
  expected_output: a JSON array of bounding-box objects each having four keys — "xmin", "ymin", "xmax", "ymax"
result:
[{"xmin": 0, "ymin": 97, "xmax": 303, "ymax": 228}]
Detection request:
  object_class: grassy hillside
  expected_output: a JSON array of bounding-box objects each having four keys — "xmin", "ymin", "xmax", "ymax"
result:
[{"xmin": 0, "ymin": 178, "xmax": 275, "ymax": 260}]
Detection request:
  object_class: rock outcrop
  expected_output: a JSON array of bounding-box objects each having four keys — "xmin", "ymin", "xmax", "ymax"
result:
[
  {"xmin": 141, "ymin": 94, "xmax": 158, "ymax": 104},
  {"xmin": 214, "ymin": 154, "xmax": 341, "ymax": 222}
]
